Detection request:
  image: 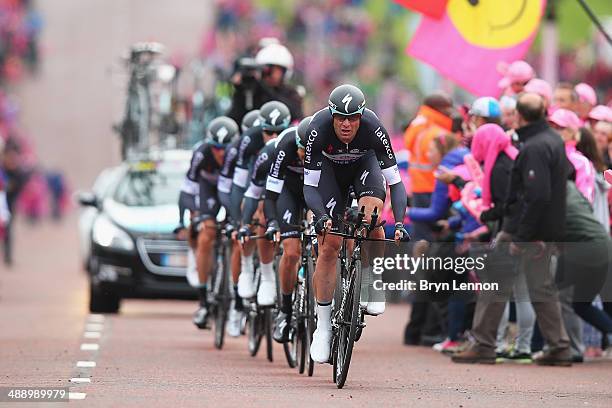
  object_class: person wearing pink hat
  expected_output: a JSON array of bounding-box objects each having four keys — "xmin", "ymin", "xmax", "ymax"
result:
[
  {"xmin": 574, "ymin": 83, "xmax": 597, "ymax": 121},
  {"xmin": 549, "ymin": 108, "xmax": 595, "ymax": 203},
  {"xmin": 524, "ymin": 78, "xmax": 553, "ymax": 109},
  {"xmin": 588, "ymin": 105, "xmax": 612, "ymax": 126},
  {"xmin": 497, "ymin": 60, "xmax": 535, "ymax": 95},
  {"xmin": 553, "ymin": 82, "xmax": 578, "ymax": 111}
]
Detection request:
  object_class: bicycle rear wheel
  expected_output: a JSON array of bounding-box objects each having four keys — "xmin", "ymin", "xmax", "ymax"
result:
[
  {"xmin": 214, "ymin": 243, "xmax": 231, "ymax": 350},
  {"xmin": 283, "ymin": 301, "xmax": 298, "ymax": 368},
  {"xmin": 306, "ymin": 254, "xmax": 316, "ymax": 377},
  {"xmin": 248, "ymin": 307, "xmax": 264, "ymax": 357},
  {"xmin": 264, "ymin": 307, "xmax": 273, "ymax": 362},
  {"xmin": 334, "ymin": 259, "xmax": 362, "ymax": 389}
]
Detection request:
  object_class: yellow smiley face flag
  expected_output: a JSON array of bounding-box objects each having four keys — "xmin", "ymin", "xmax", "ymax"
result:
[{"xmin": 405, "ymin": 0, "xmax": 546, "ymax": 96}]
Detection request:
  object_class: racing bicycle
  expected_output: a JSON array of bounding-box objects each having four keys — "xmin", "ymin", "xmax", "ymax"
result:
[{"xmin": 329, "ymin": 206, "xmax": 394, "ymax": 388}]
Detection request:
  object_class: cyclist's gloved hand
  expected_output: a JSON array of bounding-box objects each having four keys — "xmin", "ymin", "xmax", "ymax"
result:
[
  {"xmin": 173, "ymin": 223, "xmax": 185, "ymax": 235},
  {"xmin": 345, "ymin": 206, "xmax": 359, "ymax": 223},
  {"xmin": 265, "ymin": 220, "xmax": 280, "ymax": 242},
  {"xmin": 225, "ymin": 223, "xmax": 236, "ymax": 239},
  {"xmin": 238, "ymin": 226, "xmax": 251, "ymax": 242},
  {"xmin": 314, "ymin": 215, "xmax": 332, "ymax": 235},
  {"xmin": 394, "ymin": 222, "xmax": 410, "ymax": 242}
]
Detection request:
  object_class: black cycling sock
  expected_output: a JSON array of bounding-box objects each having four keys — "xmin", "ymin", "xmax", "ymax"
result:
[
  {"xmin": 234, "ymin": 285, "xmax": 243, "ymax": 311},
  {"xmin": 281, "ymin": 293, "xmax": 293, "ymax": 315},
  {"xmin": 197, "ymin": 286, "xmax": 208, "ymax": 307}
]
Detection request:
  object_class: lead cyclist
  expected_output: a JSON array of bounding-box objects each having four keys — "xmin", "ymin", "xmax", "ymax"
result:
[{"xmin": 303, "ymin": 84, "xmax": 409, "ymax": 363}]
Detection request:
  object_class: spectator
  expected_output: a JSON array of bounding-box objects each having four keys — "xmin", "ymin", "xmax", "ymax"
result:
[
  {"xmin": 468, "ymin": 97, "xmax": 502, "ymax": 129},
  {"xmin": 592, "ymin": 120, "xmax": 612, "ymax": 168},
  {"xmin": 497, "ymin": 60, "xmax": 535, "ymax": 96},
  {"xmin": 403, "ymin": 92, "xmax": 454, "ymax": 242},
  {"xmin": 499, "ymin": 95, "xmax": 518, "ymax": 130},
  {"xmin": 525, "ymin": 78, "xmax": 553, "ymax": 110},
  {"xmin": 577, "ymin": 128, "xmax": 609, "ymax": 232},
  {"xmin": 574, "ymin": 83, "xmax": 597, "ymax": 122},
  {"xmin": 553, "ymin": 82, "xmax": 578, "ymax": 111},
  {"xmin": 407, "ymin": 134, "xmax": 468, "ymax": 224},
  {"xmin": 453, "ymin": 92, "xmax": 572, "ymax": 366},
  {"xmin": 549, "ymin": 109, "xmax": 595, "ymax": 203}
]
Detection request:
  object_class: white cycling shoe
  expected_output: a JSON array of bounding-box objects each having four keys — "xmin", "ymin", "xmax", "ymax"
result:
[
  {"xmin": 227, "ymin": 307, "xmax": 242, "ymax": 337},
  {"xmin": 237, "ymin": 272, "xmax": 256, "ymax": 299},
  {"xmin": 257, "ymin": 279, "xmax": 276, "ymax": 306},
  {"xmin": 366, "ymin": 301, "xmax": 386, "ymax": 316},
  {"xmin": 310, "ymin": 328, "xmax": 332, "ymax": 363}
]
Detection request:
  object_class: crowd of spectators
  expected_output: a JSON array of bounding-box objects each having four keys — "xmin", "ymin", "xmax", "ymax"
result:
[{"xmin": 401, "ymin": 60, "xmax": 612, "ymax": 365}]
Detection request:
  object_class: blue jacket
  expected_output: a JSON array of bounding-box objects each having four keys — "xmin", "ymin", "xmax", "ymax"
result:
[{"xmin": 408, "ymin": 147, "xmax": 469, "ymax": 223}]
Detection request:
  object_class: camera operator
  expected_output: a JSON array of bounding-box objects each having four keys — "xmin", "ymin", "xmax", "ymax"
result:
[{"xmin": 227, "ymin": 43, "xmax": 303, "ymax": 124}]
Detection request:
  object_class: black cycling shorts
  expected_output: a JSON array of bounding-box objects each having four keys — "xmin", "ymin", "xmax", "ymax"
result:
[
  {"xmin": 199, "ymin": 180, "xmax": 221, "ymax": 221},
  {"xmin": 315, "ymin": 150, "xmax": 386, "ymax": 227},
  {"xmin": 277, "ymin": 181, "xmax": 306, "ymax": 239}
]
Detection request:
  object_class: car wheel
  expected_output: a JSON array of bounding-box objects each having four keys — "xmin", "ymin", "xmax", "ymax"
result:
[{"xmin": 89, "ymin": 282, "xmax": 121, "ymax": 314}]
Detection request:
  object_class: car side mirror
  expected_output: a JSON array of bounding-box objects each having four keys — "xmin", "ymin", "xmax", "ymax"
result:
[{"xmin": 77, "ymin": 191, "xmax": 99, "ymax": 208}]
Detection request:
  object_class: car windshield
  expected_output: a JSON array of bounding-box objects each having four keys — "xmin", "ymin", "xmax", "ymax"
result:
[{"xmin": 113, "ymin": 165, "xmax": 183, "ymax": 207}]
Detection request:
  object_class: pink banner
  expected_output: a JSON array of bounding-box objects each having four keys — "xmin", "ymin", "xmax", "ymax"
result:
[{"xmin": 407, "ymin": 0, "xmax": 546, "ymax": 96}]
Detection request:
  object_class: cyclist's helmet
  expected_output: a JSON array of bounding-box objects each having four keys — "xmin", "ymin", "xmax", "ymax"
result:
[
  {"xmin": 241, "ymin": 109, "xmax": 261, "ymax": 133},
  {"xmin": 328, "ymin": 84, "xmax": 366, "ymax": 116},
  {"xmin": 295, "ymin": 116, "xmax": 312, "ymax": 149},
  {"xmin": 259, "ymin": 101, "xmax": 291, "ymax": 133},
  {"xmin": 206, "ymin": 116, "xmax": 239, "ymax": 148}
]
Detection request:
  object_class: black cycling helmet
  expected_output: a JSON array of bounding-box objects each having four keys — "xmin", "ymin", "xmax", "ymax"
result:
[
  {"xmin": 259, "ymin": 101, "xmax": 291, "ymax": 133},
  {"xmin": 241, "ymin": 109, "xmax": 261, "ymax": 133},
  {"xmin": 207, "ymin": 116, "xmax": 239, "ymax": 147},
  {"xmin": 328, "ymin": 84, "xmax": 366, "ymax": 116},
  {"xmin": 295, "ymin": 116, "xmax": 312, "ymax": 149}
]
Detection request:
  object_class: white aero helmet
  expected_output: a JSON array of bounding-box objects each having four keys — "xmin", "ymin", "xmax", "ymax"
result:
[{"xmin": 255, "ymin": 43, "xmax": 294, "ymax": 78}]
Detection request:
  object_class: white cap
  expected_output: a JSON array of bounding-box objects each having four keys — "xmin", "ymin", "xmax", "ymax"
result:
[{"xmin": 469, "ymin": 97, "xmax": 501, "ymax": 118}]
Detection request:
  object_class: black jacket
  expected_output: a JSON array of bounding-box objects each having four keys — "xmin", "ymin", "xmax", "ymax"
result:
[
  {"xmin": 227, "ymin": 80, "xmax": 304, "ymax": 125},
  {"xmin": 503, "ymin": 120, "xmax": 570, "ymax": 242},
  {"xmin": 479, "ymin": 152, "xmax": 514, "ymax": 226}
]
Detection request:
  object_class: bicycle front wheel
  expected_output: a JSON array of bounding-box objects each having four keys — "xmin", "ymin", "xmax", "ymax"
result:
[{"xmin": 334, "ymin": 259, "xmax": 362, "ymax": 389}]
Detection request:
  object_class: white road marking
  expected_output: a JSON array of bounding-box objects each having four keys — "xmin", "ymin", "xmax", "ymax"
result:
[
  {"xmin": 68, "ymin": 392, "xmax": 87, "ymax": 400},
  {"xmin": 88, "ymin": 314, "xmax": 105, "ymax": 323},
  {"xmin": 70, "ymin": 378, "xmax": 91, "ymax": 384},
  {"xmin": 84, "ymin": 331, "xmax": 101, "ymax": 339},
  {"xmin": 80, "ymin": 343, "xmax": 99, "ymax": 351},
  {"xmin": 76, "ymin": 361, "xmax": 96, "ymax": 368},
  {"xmin": 85, "ymin": 323, "xmax": 104, "ymax": 331}
]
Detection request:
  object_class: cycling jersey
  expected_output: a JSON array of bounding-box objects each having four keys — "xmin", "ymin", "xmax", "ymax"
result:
[
  {"xmin": 180, "ymin": 141, "xmax": 224, "ymax": 222},
  {"xmin": 233, "ymin": 126, "xmax": 266, "ymax": 189},
  {"xmin": 217, "ymin": 138, "xmax": 241, "ymax": 195},
  {"xmin": 303, "ymin": 108, "xmax": 407, "ymax": 224},
  {"xmin": 241, "ymin": 140, "xmax": 277, "ymax": 225},
  {"xmin": 264, "ymin": 127, "xmax": 306, "ymax": 237}
]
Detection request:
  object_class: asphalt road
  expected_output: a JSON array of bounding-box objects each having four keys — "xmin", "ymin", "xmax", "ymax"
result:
[
  {"xmin": 1, "ymin": 217, "xmax": 611, "ymax": 407},
  {"xmin": 2, "ymin": 2, "xmax": 612, "ymax": 407}
]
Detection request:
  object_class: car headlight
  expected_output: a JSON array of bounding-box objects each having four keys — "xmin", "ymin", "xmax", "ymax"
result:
[{"xmin": 92, "ymin": 216, "xmax": 134, "ymax": 251}]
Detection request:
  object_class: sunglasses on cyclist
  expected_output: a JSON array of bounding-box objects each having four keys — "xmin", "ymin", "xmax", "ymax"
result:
[
  {"xmin": 333, "ymin": 113, "xmax": 361, "ymax": 123},
  {"xmin": 263, "ymin": 129, "xmax": 279, "ymax": 136}
]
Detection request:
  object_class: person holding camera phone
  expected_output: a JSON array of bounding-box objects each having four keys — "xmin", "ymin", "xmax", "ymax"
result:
[{"xmin": 227, "ymin": 43, "xmax": 303, "ymax": 125}]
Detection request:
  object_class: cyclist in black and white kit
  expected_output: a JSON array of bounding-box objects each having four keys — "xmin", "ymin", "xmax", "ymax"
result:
[
  {"xmin": 177, "ymin": 116, "xmax": 240, "ymax": 329},
  {"xmin": 304, "ymin": 84, "xmax": 409, "ymax": 363},
  {"xmin": 265, "ymin": 117, "xmax": 311, "ymax": 343},
  {"xmin": 232, "ymin": 101, "xmax": 292, "ymax": 307},
  {"xmin": 216, "ymin": 109, "xmax": 262, "ymax": 337}
]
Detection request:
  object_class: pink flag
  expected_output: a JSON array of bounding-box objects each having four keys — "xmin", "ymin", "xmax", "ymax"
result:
[{"xmin": 407, "ymin": 0, "xmax": 546, "ymax": 96}]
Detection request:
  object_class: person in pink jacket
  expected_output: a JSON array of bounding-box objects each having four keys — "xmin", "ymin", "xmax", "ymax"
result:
[{"xmin": 549, "ymin": 109, "xmax": 595, "ymax": 203}]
